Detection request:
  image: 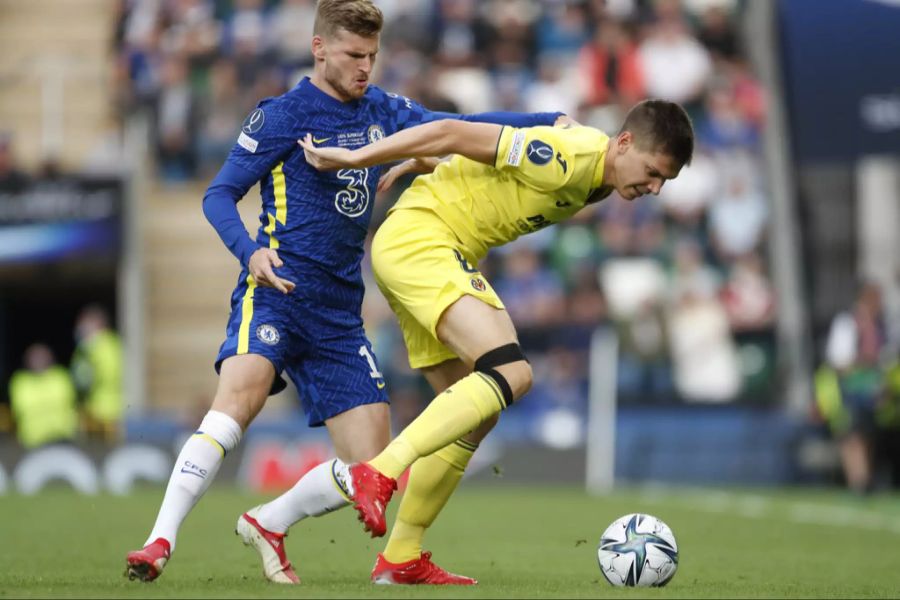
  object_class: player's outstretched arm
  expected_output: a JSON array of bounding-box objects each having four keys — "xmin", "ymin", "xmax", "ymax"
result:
[{"xmin": 298, "ymin": 120, "xmax": 503, "ymax": 171}]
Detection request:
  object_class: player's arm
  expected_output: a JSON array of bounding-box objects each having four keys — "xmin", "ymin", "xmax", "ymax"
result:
[
  {"xmin": 202, "ymin": 102, "xmax": 299, "ymax": 294},
  {"xmin": 202, "ymin": 164, "xmax": 295, "ymax": 294},
  {"xmin": 376, "ymin": 157, "xmax": 443, "ymax": 193},
  {"xmin": 299, "ymin": 120, "xmax": 503, "ymax": 170}
]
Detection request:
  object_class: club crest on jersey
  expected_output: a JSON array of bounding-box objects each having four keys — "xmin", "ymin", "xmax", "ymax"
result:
[
  {"xmin": 256, "ymin": 324, "xmax": 280, "ymax": 345},
  {"xmin": 526, "ymin": 140, "xmax": 554, "ymax": 165},
  {"xmin": 242, "ymin": 108, "xmax": 265, "ymax": 135},
  {"xmin": 471, "ymin": 277, "xmax": 487, "ymax": 292},
  {"xmin": 367, "ymin": 124, "xmax": 385, "ymax": 143}
]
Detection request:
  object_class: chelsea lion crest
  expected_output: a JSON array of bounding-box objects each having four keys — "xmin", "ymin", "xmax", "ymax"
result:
[
  {"xmin": 256, "ymin": 324, "xmax": 280, "ymax": 345},
  {"xmin": 367, "ymin": 124, "xmax": 385, "ymax": 143}
]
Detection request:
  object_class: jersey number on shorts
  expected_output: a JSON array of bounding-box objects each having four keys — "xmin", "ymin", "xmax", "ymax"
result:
[
  {"xmin": 358, "ymin": 345, "xmax": 383, "ymax": 379},
  {"xmin": 335, "ymin": 169, "xmax": 370, "ymax": 218}
]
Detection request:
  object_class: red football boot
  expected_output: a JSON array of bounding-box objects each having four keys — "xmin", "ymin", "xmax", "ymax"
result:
[
  {"xmin": 348, "ymin": 463, "xmax": 397, "ymax": 537},
  {"xmin": 371, "ymin": 551, "xmax": 478, "ymax": 585},
  {"xmin": 125, "ymin": 538, "xmax": 171, "ymax": 582},
  {"xmin": 236, "ymin": 507, "xmax": 301, "ymax": 584}
]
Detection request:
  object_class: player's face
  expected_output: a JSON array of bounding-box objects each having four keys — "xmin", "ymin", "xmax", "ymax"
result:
[
  {"xmin": 612, "ymin": 132, "xmax": 682, "ymax": 201},
  {"xmin": 314, "ymin": 29, "xmax": 379, "ymax": 101}
]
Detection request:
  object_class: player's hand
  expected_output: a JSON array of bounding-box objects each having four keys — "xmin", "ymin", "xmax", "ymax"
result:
[
  {"xmin": 377, "ymin": 157, "xmax": 441, "ymax": 193},
  {"xmin": 248, "ymin": 248, "xmax": 295, "ymax": 294},
  {"xmin": 298, "ymin": 134, "xmax": 355, "ymax": 170},
  {"xmin": 554, "ymin": 114, "xmax": 580, "ymax": 128}
]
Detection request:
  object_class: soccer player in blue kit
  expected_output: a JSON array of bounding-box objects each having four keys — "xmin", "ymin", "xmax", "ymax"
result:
[{"xmin": 125, "ymin": 0, "xmax": 569, "ymax": 586}]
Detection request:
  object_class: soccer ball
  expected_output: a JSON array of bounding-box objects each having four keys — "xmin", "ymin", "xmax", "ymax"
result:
[{"xmin": 597, "ymin": 513, "xmax": 678, "ymax": 587}]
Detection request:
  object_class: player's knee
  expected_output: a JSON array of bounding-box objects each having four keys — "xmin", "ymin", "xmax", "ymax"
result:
[
  {"xmin": 500, "ymin": 360, "xmax": 533, "ymax": 399},
  {"xmin": 467, "ymin": 413, "xmax": 500, "ymax": 445},
  {"xmin": 474, "ymin": 343, "xmax": 531, "ymax": 408}
]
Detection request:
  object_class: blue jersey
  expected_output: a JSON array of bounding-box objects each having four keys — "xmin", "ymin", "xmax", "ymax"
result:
[{"xmin": 222, "ymin": 77, "xmax": 558, "ymax": 319}]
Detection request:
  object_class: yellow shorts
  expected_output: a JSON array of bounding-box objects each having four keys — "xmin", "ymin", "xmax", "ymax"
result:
[{"xmin": 371, "ymin": 208, "xmax": 505, "ymax": 369}]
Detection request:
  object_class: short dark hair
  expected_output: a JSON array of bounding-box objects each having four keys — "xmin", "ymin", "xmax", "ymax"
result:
[
  {"xmin": 619, "ymin": 100, "xmax": 695, "ymax": 167},
  {"xmin": 314, "ymin": 0, "xmax": 384, "ymax": 38}
]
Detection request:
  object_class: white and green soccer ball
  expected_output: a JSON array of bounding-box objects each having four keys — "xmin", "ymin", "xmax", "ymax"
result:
[{"xmin": 597, "ymin": 513, "xmax": 679, "ymax": 587}]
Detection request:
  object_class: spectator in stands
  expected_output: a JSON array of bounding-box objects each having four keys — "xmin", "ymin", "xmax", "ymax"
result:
[
  {"xmin": 154, "ymin": 53, "xmax": 198, "ymax": 181},
  {"xmin": 196, "ymin": 58, "xmax": 247, "ymax": 177},
  {"xmin": 637, "ymin": 1, "xmax": 712, "ymax": 109},
  {"xmin": 71, "ymin": 305, "xmax": 124, "ymax": 444},
  {"xmin": 9, "ymin": 343, "xmax": 78, "ymax": 449},
  {"xmin": 0, "ymin": 133, "xmax": 31, "ymax": 193},
  {"xmin": 720, "ymin": 252, "xmax": 776, "ymax": 333},
  {"xmin": 576, "ymin": 18, "xmax": 644, "ymax": 111},
  {"xmin": 708, "ymin": 155, "xmax": 769, "ymax": 262},
  {"xmin": 814, "ymin": 281, "xmax": 888, "ymax": 494}
]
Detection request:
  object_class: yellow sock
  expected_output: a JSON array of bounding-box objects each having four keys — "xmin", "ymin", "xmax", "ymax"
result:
[
  {"xmin": 369, "ymin": 372, "xmax": 504, "ymax": 478},
  {"xmin": 383, "ymin": 439, "xmax": 477, "ymax": 563}
]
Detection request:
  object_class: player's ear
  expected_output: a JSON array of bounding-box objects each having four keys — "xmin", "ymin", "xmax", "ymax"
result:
[
  {"xmin": 616, "ymin": 131, "xmax": 633, "ymax": 155},
  {"xmin": 312, "ymin": 35, "xmax": 327, "ymax": 61}
]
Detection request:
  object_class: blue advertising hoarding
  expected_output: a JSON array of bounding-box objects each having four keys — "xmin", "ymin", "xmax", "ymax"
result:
[{"xmin": 779, "ymin": 0, "xmax": 900, "ymax": 161}]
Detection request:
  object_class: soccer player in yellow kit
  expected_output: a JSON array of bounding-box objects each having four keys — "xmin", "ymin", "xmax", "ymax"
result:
[{"xmin": 300, "ymin": 99, "xmax": 694, "ymax": 584}]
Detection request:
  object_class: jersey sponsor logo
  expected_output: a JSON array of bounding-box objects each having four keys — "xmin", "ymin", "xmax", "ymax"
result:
[
  {"xmin": 242, "ymin": 108, "xmax": 265, "ymax": 134},
  {"xmin": 556, "ymin": 151, "xmax": 568, "ymax": 173},
  {"xmin": 335, "ymin": 168, "xmax": 370, "ymax": 217},
  {"xmin": 471, "ymin": 277, "xmax": 487, "ymax": 292},
  {"xmin": 526, "ymin": 140, "xmax": 554, "ymax": 165},
  {"xmin": 506, "ymin": 130, "xmax": 527, "ymax": 166},
  {"xmin": 256, "ymin": 324, "xmax": 280, "ymax": 345},
  {"xmin": 238, "ymin": 131, "xmax": 258, "ymax": 153},
  {"xmin": 367, "ymin": 124, "xmax": 385, "ymax": 143}
]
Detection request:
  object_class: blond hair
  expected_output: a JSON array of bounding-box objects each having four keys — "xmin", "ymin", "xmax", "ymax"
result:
[{"xmin": 314, "ymin": 0, "xmax": 384, "ymax": 38}]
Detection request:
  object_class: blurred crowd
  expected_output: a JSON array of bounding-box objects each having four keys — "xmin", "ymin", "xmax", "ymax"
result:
[
  {"xmin": 112, "ymin": 0, "xmax": 775, "ymax": 428},
  {"xmin": 0, "ymin": 306, "xmax": 123, "ymax": 449}
]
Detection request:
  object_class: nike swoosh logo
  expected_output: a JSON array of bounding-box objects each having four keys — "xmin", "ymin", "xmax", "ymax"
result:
[
  {"xmin": 377, "ymin": 381, "xmax": 386, "ymax": 389},
  {"xmin": 313, "ymin": 137, "xmax": 331, "ymax": 144}
]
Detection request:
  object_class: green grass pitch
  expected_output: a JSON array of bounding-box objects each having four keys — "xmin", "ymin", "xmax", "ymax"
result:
[{"xmin": 2, "ymin": 484, "xmax": 900, "ymax": 598}]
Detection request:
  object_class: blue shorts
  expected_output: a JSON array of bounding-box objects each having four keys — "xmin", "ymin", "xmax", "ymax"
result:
[{"xmin": 215, "ymin": 272, "xmax": 388, "ymax": 427}]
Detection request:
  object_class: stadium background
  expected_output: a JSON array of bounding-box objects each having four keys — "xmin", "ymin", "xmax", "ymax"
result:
[{"xmin": 0, "ymin": 0, "xmax": 899, "ymax": 546}]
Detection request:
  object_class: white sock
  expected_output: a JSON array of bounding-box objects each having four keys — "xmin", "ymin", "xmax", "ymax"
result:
[
  {"xmin": 255, "ymin": 458, "xmax": 352, "ymax": 534},
  {"xmin": 145, "ymin": 410, "xmax": 242, "ymax": 551}
]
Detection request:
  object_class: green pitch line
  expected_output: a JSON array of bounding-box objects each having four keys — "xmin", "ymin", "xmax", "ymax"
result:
[{"xmin": 1, "ymin": 485, "xmax": 899, "ymax": 598}]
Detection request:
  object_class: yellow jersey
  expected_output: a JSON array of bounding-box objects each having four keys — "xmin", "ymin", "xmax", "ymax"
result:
[{"xmin": 389, "ymin": 125, "xmax": 611, "ymax": 260}]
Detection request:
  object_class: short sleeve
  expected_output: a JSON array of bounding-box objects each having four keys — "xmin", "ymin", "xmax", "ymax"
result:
[{"xmin": 493, "ymin": 126, "xmax": 576, "ymax": 192}]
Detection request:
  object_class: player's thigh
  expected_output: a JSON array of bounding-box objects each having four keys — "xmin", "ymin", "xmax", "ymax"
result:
[
  {"xmin": 437, "ymin": 296, "xmax": 533, "ymax": 397},
  {"xmin": 372, "ymin": 209, "xmax": 505, "ymax": 368},
  {"xmin": 213, "ymin": 354, "xmax": 276, "ymax": 429},
  {"xmin": 285, "ymin": 327, "xmax": 388, "ymax": 434},
  {"xmin": 324, "ymin": 402, "xmax": 391, "ymax": 463},
  {"xmin": 421, "ymin": 358, "xmax": 471, "ymax": 394}
]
